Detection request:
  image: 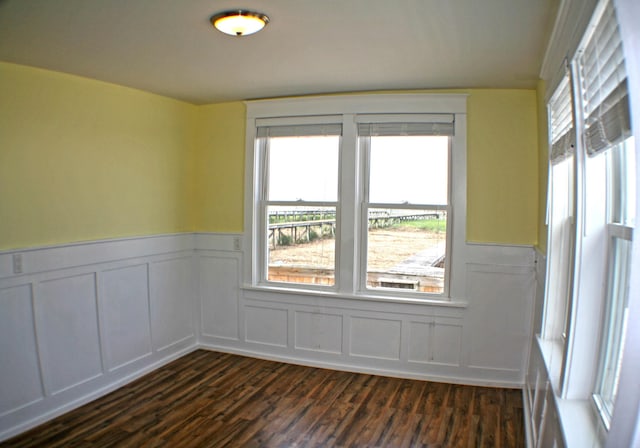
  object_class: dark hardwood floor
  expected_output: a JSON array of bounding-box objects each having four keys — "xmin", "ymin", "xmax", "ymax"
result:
[{"xmin": 3, "ymin": 350, "xmax": 525, "ymax": 447}]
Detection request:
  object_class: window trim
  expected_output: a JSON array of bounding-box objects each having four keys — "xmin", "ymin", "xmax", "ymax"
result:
[
  {"xmin": 541, "ymin": 0, "xmax": 635, "ymax": 436},
  {"xmin": 593, "ymin": 225, "xmax": 633, "ymax": 429},
  {"xmin": 243, "ymin": 93, "xmax": 468, "ymax": 302},
  {"xmin": 573, "ymin": 0, "xmax": 634, "ymax": 432},
  {"xmin": 542, "ymin": 72, "xmax": 578, "ymax": 380},
  {"xmin": 256, "ymin": 123, "xmax": 342, "ymax": 289},
  {"xmin": 358, "ymin": 132, "xmax": 453, "ymax": 298}
]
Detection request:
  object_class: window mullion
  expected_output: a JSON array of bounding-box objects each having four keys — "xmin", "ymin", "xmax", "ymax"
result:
[
  {"xmin": 359, "ymin": 133, "xmax": 372, "ymax": 293},
  {"xmin": 259, "ymin": 200, "xmax": 269, "ymax": 284},
  {"xmin": 336, "ymin": 114, "xmax": 358, "ymax": 294},
  {"xmin": 258, "ymin": 137, "xmax": 270, "ymax": 284}
]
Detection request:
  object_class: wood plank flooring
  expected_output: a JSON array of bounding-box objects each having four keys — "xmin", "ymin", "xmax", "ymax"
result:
[{"xmin": 3, "ymin": 350, "xmax": 524, "ymax": 447}]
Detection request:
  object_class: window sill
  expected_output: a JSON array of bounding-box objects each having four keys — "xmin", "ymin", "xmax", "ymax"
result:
[
  {"xmin": 537, "ymin": 335, "xmax": 565, "ymax": 394},
  {"xmin": 555, "ymin": 398, "xmax": 603, "ymax": 447},
  {"xmin": 536, "ymin": 336, "xmax": 604, "ymax": 447},
  {"xmin": 241, "ymin": 284, "xmax": 468, "ymax": 308}
]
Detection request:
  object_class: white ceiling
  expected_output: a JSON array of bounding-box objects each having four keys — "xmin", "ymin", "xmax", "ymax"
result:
[{"xmin": 0, "ymin": 0, "xmax": 557, "ymax": 105}]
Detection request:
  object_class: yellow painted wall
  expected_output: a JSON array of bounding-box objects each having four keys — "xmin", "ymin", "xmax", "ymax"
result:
[
  {"xmin": 0, "ymin": 62, "xmax": 197, "ymax": 250},
  {"xmin": 192, "ymin": 102, "xmax": 246, "ymax": 232},
  {"xmin": 465, "ymin": 89, "xmax": 539, "ymax": 245},
  {"xmin": 536, "ymin": 80, "xmax": 549, "ymax": 254},
  {"xmin": 1, "ymin": 62, "xmax": 539, "ymax": 249}
]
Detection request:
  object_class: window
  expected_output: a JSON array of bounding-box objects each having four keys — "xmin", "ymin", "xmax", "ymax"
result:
[
  {"xmin": 592, "ymin": 137, "xmax": 635, "ymax": 428},
  {"xmin": 256, "ymin": 122, "xmax": 342, "ymax": 286},
  {"xmin": 542, "ymin": 0, "xmax": 635, "ymax": 431},
  {"xmin": 244, "ymin": 94, "xmax": 467, "ymax": 301},
  {"xmin": 575, "ymin": 0, "xmax": 634, "ymax": 428},
  {"xmin": 358, "ymin": 117, "xmax": 453, "ymax": 295},
  {"xmin": 543, "ymin": 73, "xmax": 576, "ymax": 364}
]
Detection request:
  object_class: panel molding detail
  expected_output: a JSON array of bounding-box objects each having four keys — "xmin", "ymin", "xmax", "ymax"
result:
[
  {"xmin": 294, "ymin": 311, "xmax": 343, "ymax": 354},
  {"xmin": 0, "ymin": 234, "xmax": 199, "ymax": 442},
  {"xmin": 198, "ymin": 234, "xmax": 536, "ymax": 389},
  {"xmin": 36, "ymin": 273, "xmax": 103, "ymax": 396},
  {"xmin": 408, "ymin": 320, "xmax": 463, "ymax": 367},
  {"xmin": 245, "ymin": 305, "xmax": 288, "ymax": 347},
  {"xmin": 199, "ymin": 254, "xmax": 241, "ymax": 341},
  {"xmin": 0, "ymin": 284, "xmax": 43, "ymax": 417},
  {"xmin": 1, "ymin": 234, "xmax": 536, "ymax": 442},
  {"xmin": 350, "ymin": 316, "xmax": 402, "ymax": 360},
  {"xmin": 99, "ymin": 264, "xmax": 153, "ymax": 372}
]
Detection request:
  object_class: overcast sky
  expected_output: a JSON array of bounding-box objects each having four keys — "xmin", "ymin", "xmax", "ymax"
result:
[{"xmin": 268, "ymin": 135, "xmax": 448, "ymax": 206}]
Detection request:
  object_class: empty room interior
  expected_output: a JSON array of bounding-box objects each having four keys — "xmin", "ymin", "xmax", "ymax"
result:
[{"xmin": 1, "ymin": 0, "xmax": 640, "ymax": 446}]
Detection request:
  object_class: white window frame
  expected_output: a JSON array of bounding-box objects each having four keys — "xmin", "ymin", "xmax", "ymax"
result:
[
  {"xmin": 541, "ymin": 0, "xmax": 635, "ymax": 438},
  {"xmin": 255, "ymin": 119, "xmax": 342, "ymax": 288},
  {"xmin": 589, "ymin": 138, "xmax": 635, "ymax": 429},
  {"xmin": 593, "ymin": 221, "xmax": 633, "ymax": 429},
  {"xmin": 573, "ymin": 0, "xmax": 634, "ymax": 431},
  {"xmin": 243, "ymin": 94, "xmax": 468, "ymax": 302},
  {"xmin": 357, "ymin": 117, "xmax": 454, "ymax": 298},
  {"xmin": 542, "ymin": 72, "xmax": 577, "ymax": 391}
]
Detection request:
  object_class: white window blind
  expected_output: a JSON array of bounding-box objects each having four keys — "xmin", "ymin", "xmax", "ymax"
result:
[
  {"xmin": 356, "ymin": 114, "xmax": 454, "ymax": 136},
  {"xmin": 548, "ymin": 73, "xmax": 576, "ymax": 163},
  {"xmin": 578, "ymin": 0, "xmax": 631, "ymax": 156},
  {"xmin": 257, "ymin": 123, "xmax": 342, "ymax": 138}
]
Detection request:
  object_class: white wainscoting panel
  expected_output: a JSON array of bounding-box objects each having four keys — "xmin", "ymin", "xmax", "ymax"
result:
[
  {"xmin": 532, "ymin": 249, "xmax": 548, "ymax": 343},
  {"xmin": 1, "ymin": 233, "xmax": 537, "ymax": 442},
  {"xmin": 464, "ymin": 263, "xmax": 534, "ymax": 373},
  {"xmin": 408, "ymin": 321, "xmax": 433, "ymax": 363},
  {"xmin": 0, "ymin": 234, "xmax": 198, "ymax": 442},
  {"xmin": 37, "ymin": 273, "xmax": 103, "ymax": 395},
  {"xmin": 350, "ymin": 316, "xmax": 402, "ymax": 360},
  {"xmin": 432, "ymin": 322, "xmax": 463, "ymax": 367},
  {"xmin": 198, "ymin": 235, "xmax": 536, "ymax": 388},
  {"xmin": 433, "ymin": 322, "xmax": 463, "ymax": 367},
  {"xmin": 100, "ymin": 264, "xmax": 152, "ymax": 371},
  {"xmin": 408, "ymin": 319, "xmax": 463, "ymax": 366},
  {"xmin": 199, "ymin": 255, "xmax": 240, "ymax": 340},
  {"xmin": 245, "ymin": 305, "xmax": 288, "ymax": 347},
  {"xmin": 0, "ymin": 284, "xmax": 43, "ymax": 417},
  {"xmin": 294, "ymin": 311, "xmax": 343, "ymax": 354},
  {"xmin": 150, "ymin": 257, "xmax": 195, "ymax": 352},
  {"xmin": 0, "ymin": 234, "xmax": 195, "ymax": 280}
]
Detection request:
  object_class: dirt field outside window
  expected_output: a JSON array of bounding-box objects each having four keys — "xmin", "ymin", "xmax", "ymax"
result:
[{"xmin": 269, "ymin": 227, "xmax": 444, "ymax": 271}]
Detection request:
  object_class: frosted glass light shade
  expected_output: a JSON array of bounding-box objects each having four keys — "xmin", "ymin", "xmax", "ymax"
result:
[{"xmin": 211, "ymin": 10, "xmax": 269, "ymax": 36}]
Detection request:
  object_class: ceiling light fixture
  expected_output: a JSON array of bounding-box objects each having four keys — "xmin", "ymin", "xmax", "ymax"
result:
[{"xmin": 210, "ymin": 10, "xmax": 270, "ymax": 37}]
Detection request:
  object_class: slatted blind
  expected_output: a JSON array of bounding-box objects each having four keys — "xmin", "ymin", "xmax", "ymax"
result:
[
  {"xmin": 578, "ymin": 0, "xmax": 631, "ymax": 156},
  {"xmin": 549, "ymin": 73, "xmax": 576, "ymax": 163},
  {"xmin": 257, "ymin": 123, "xmax": 342, "ymax": 138},
  {"xmin": 356, "ymin": 114, "xmax": 454, "ymax": 136}
]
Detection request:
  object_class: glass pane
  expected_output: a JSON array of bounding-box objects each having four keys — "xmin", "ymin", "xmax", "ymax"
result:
[
  {"xmin": 595, "ymin": 237, "xmax": 632, "ymax": 423},
  {"xmin": 267, "ymin": 135, "xmax": 340, "ymax": 202},
  {"xmin": 369, "ymin": 136, "xmax": 448, "ymax": 205},
  {"xmin": 366, "ymin": 208, "xmax": 446, "ymax": 294},
  {"xmin": 545, "ymin": 156, "xmax": 575, "ymax": 343},
  {"xmin": 267, "ymin": 206, "xmax": 336, "ymax": 286},
  {"xmin": 610, "ymin": 136, "xmax": 636, "ymax": 226}
]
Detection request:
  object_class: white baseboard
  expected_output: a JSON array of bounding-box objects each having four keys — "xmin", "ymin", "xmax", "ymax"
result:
[{"xmin": 197, "ymin": 341, "xmax": 524, "ymax": 389}]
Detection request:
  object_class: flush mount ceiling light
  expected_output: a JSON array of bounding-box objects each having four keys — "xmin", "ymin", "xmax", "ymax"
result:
[{"xmin": 210, "ymin": 10, "xmax": 270, "ymax": 36}]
